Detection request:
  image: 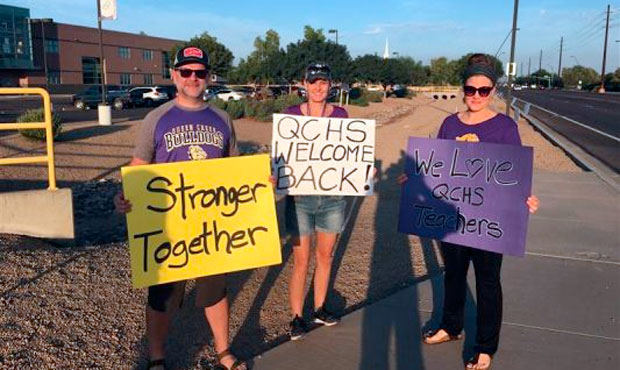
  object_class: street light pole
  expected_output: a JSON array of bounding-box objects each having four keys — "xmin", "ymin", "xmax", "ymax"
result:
[
  {"xmin": 328, "ymin": 29, "xmax": 338, "ymax": 44},
  {"xmin": 557, "ymin": 36, "xmax": 563, "ymax": 78},
  {"xmin": 505, "ymin": 0, "xmax": 519, "ymax": 116},
  {"xmin": 97, "ymin": 0, "xmax": 106, "ymax": 104}
]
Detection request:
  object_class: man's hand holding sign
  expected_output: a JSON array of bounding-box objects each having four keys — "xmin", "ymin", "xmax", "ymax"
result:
[{"xmin": 120, "ymin": 154, "xmax": 281, "ymax": 288}]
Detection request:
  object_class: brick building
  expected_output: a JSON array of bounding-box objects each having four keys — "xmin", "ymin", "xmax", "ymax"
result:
[{"xmin": 0, "ymin": 4, "xmax": 184, "ymax": 89}]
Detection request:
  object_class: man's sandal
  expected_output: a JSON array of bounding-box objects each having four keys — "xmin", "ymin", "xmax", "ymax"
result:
[
  {"xmin": 147, "ymin": 358, "xmax": 168, "ymax": 370},
  {"xmin": 422, "ymin": 328, "xmax": 463, "ymax": 345},
  {"xmin": 465, "ymin": 353, "xmax": 492, "ymax": 370},
  {"xmin": 214, "ymin": 349, "xmax": 248, "ymax": 370}
]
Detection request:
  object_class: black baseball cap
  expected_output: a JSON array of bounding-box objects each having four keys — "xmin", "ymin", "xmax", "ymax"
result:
[
  {"xmin": 304, "ymin": 63, "xmax": 332, "ymax": 82},
  {"xmin": 174, "ymin": 46, "xmax": 210, "ymax": 68}
]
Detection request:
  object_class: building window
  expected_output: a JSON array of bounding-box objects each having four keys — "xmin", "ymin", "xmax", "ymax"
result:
[
  {"xmin": 118, "ymin": 46, "xmax": 130, "ymax": 59},
  {"xmin": 45, "ymin": 39, "xmax": 58, "ymax": 53},
  {"xmin": 47, "ymin": 71, "xmax": 60, "ymax": 84},
  {"xmin": 143, "ymin": 74, "xmax": 153, "ymax": 85},
  {"xmin": 82, "ymin": 56, "xmax": 101, "ymax": 84},
  {"xmin": 161, "ymin": 51, "xmax": 171, "ymax": 79},
  {"xmin": 143, "ymin": 49, "xmax": 153, "ymax": 61},
  {"xmin": 120, "ymin": 73, "xmax": 131, "ymax": 85}
]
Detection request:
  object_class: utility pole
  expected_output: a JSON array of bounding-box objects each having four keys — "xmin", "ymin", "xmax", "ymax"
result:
[
  {"xmin": 520, "ymin": 62, "xmax": 523, "ymax": 77},
  {"xmin": 599, "ymin": 4, "xmax": 611, "ymax": 93},
  {"xmin": 558, "ymin": 37, "xmax": 563, "ymax": 79},
  {"xmin": 505, "ymin": 0, "xmax": 519, "ymax": 115},
  {"xmin": 528, "ymin": 57, "xmax": 531, "ymax": 85},
  {"xmin": 539, "ymin": 49, "xmax": 542, "ymax": 73},
  {"xmin": 97, "ymin": 0, "xmax": 106, "ymax": 104}
]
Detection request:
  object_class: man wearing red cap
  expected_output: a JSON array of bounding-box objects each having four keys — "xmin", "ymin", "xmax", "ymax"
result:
[{"xmin": 114, "ymin": 46, "xmax": 247, "ymax": 370}]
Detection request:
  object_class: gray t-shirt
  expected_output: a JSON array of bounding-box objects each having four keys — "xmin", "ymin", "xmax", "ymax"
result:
[{"xmin": 133, "ymin": 100, "xmax": 238, "ymax": 164}]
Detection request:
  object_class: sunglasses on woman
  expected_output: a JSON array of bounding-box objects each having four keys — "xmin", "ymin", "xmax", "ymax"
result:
[
  {"xmin": 175, "ymin": 68, "xmax": 208, "ymax": 79},
  {"xmin": 463, "ymin": 85, "xmax": 493, "ymax": 97}
]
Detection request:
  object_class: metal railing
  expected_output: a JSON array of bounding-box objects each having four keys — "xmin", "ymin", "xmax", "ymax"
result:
[{"xmin": 0, "ymin": 88, "xmax": 57, "ymax": 190}]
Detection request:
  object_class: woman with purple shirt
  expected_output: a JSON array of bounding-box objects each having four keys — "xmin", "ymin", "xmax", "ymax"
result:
[
  {"xmin": 401, "ymin": 54, "xmax": 539, "ymax": 369},
  {"xmin": 283, "ymin": 63, "xmax": 347, "ymax": 340}
]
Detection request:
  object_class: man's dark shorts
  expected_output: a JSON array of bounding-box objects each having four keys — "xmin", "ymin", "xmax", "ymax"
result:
[{"xmin": 147, "ymin": 274, "xmax": 226, "ymax": 313}]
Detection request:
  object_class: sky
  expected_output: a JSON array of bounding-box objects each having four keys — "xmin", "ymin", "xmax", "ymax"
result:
[{"xmin": 8, "ymin": 0, "xmax": 620, "ymax": 74}]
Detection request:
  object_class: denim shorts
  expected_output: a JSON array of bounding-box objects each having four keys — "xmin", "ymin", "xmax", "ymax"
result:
[{"xmin": 285, "ymin": 195, "xmax": 346, "ymax": 236}]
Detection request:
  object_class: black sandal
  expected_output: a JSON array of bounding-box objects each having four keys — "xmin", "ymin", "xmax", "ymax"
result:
[
  {"xmin": 214, "ymin": 349, "xmax": 248, "ymax": 370},
  {"xmin": 465, "ymin": 353, "xmax": 492, "ymax": 370},
  {"xmin": 422, "ymin": 328, "xmax": 463, "ymax": 345},
  {"xmin": 147, "ymin": 358, "xmax": 168, "ymax": 370}
]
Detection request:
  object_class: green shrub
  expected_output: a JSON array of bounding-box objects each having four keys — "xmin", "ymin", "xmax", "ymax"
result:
[
  {"xmin": 274, "ymin": 93, "xmax": 303, "ymax": 113},
  {"xmin": 365, "ymin": 90, "xmax": 384, "ymax": 103},
  {"xmin": 17, "ymin": 109, "xmax": 62, "ymax": 141},
  {"xmin": 210, "ymin": 98, "xmax": 228, "ymax": 111},
  {"xmin": 350, "ymin": 95, "xmax": 369, "ymax": 107},
  {"xmin": 348, "ymin": 87, "xmax": 363, "ymax": 100},
  {"xmin": 226, "ymin": 99, "xmax": 245, "ymax": 119},
  {"xmin": 255, "ymin": 99, "xmax": 278, "ymax": 122},
  {"xmin": 244, "ymin": 99, "xmax": 261, "ymax": 118}
]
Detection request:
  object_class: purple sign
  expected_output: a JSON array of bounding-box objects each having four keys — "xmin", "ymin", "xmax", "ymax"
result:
[{"xmin": 398, "ymin": 137, "xmax": 533, "ymax": 256}]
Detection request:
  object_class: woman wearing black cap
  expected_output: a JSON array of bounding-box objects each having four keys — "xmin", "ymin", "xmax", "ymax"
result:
[
  {"xmin": 401, "ymin": 54, "xmax": 539, "ymax": 369},
  {"xmin": 281, "ymin": 63, "xmax": 349, "ymax": 341}
]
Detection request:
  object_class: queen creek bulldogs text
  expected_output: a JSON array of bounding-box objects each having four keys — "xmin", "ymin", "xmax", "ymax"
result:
[{"xmin": 163, "ymin": 124, "xmax": 225, "ymax": 152}]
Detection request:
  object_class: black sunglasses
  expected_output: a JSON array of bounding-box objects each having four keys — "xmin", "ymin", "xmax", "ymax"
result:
[
  {"xmin": 464, "ymin": 85, "xmax": 493, "ymax": 97},
  {"xmin": 175, "ymin": 68, "xmax": 208, "ymax": 79}
]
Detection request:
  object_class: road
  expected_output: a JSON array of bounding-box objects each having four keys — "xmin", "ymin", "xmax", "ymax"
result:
[
  {"xmin": 0, "ymin": 95, "xmax": 155, "ymax": 125},
  {"xmin": 513, "ymin": 90, "xmax": 620, "ymax": 172},
  {"xmin": 513, "ymin": 90, "xmax": 620, "ymax": 137}
]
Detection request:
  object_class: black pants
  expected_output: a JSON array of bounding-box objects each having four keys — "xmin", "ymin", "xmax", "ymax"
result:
[{"xmin": 440, "ymin": 242, "xmax": 503, "ymax": 355}]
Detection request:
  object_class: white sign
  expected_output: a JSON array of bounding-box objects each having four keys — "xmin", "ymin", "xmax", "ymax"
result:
[
  {"xmin": 506, "ymin": 62, "xmax": 517, "ymax": 77},
  {"xmin": 100, "ymin": 0, "xmax": 117, "ymax": 20},
  {"xmin": 271, "ymin": 114, "xmax": 376, "ymax": 196}
]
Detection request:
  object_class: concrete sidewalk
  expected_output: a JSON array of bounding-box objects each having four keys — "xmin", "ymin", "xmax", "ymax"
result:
[{"xmin": 253, "ymin": 171, "xmax": 620, "ymax": 370}]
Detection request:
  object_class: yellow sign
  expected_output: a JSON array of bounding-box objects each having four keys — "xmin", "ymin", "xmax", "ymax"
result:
[{"xmin": 121, "ymin": 154, "xmax": 282, "ymax": 288}]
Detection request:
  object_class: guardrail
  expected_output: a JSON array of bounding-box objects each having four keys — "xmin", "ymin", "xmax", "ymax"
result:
[{"xmin": 0, "ymin": 87, "xmax": 57, "ymax": 190}]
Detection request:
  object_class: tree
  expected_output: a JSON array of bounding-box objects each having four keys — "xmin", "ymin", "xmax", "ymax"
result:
[
  {"xmin": 231, "ymin": 29, "xmax": 285, "ymax": 84},
  {"xmin": 172, "ymin": 32, "xmax": 234, "ymax": 77},
  {"xmin": 282, "ymin": 26, "xmax": 353, "ymax": 82},
  {"xmin": 353, "ymin": 54, "xmax": 383, "ymax": 83},
  {"xmin": 560, "ymin": 65, "xmax": 599, "ymax": 87},
  {"xmin": 400, "ymin": 57, "xmax": 430, "ymax": 85},
  {"xmin": 303, "ymin": 25, "xmax": 326, "ymax": 42},
  {"xmin": 430, "ymin": 57, "xmax": 456, "ymax": 85}
]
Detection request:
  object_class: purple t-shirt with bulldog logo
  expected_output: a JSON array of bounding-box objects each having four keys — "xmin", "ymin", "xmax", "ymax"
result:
[{"xmin": 133, "ymin": 100, "xmax": 238, "ymax": 164}]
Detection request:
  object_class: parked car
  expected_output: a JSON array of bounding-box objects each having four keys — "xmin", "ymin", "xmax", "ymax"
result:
[
  {"xmin": 233, "ymin": 86, "xmax": 255, "ymax": 98},
  {"xmin": 128, "ymin": 89, "xmax": 146, "ymax": 108},
  {"xmin": 128, "ymin": 86, "xmax": 169, "ymax": 107},
  {"xmin": 205, "ymin": 85, "xmax": 228, "ymax": 95},
  {"xmin": 72, "ymin": 85, "xmax": 130, "ymax": 110},
  {"xmin": 159, "ymin": 85, "xmax": 177, "ymax": 100},
  {"xmin": 216, "ymin": 89, "xmax": 245, "ymax": 101}
]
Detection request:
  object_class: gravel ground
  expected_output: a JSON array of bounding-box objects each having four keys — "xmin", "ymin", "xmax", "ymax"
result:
[{"xmin": 0, "ymin": 94, "xmax": 580, "ymax": 369}]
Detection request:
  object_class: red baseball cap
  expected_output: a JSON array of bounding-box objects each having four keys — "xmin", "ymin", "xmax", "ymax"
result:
[{"xmin": 174, "ymin": 46, "xmax": 210, "ymax": 68}]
